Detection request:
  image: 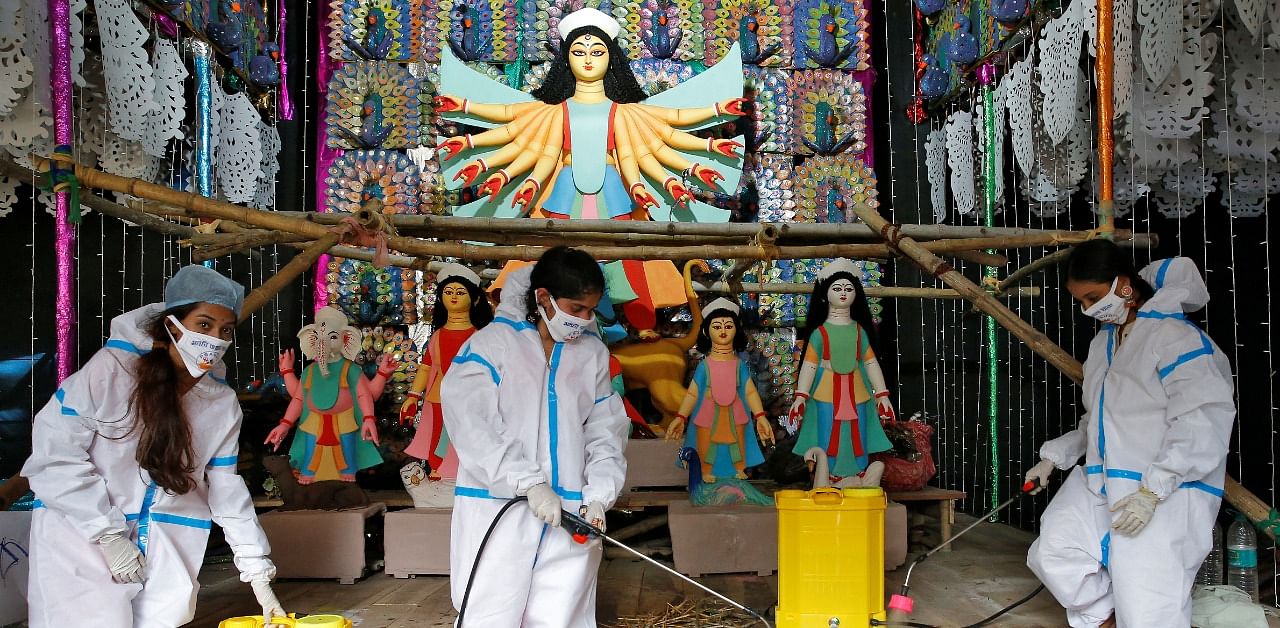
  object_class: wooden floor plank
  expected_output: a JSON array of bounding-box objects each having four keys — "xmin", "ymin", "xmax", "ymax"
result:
[
  {"xmin": 596, "ymin": 557, "xmax": 646, "ymax": 622},
  {"xmin": 190, "ymin": 517, "xmax": 1187, "ymax": 627}
]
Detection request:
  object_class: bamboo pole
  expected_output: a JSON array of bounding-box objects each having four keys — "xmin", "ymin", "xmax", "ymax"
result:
[
  {"xmin": 238, "ymin": 234, "xmax": 340, "ymax": 323},
  {"xmin": 997, "ymin": 248, "xmax": 1075, "ymax": 295},
  {"xmin": 269, "ymin": 209, "xmax": 1153, "ymax": 244},
  {"xmin": 852, "ymin": 203, "xmax": 1280, "ymax": 532},
  {"xmin": 1225, "ymin": 477, "xmax": 1278, "ymax": 541},
  {"xmin": 850, "ymin": 203, "xmax": 1085, "ymax": 382}
]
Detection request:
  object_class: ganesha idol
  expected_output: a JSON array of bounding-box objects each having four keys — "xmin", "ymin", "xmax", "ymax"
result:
[{"xmin": 266, "ymin": 306, "xmax": 395, "ymax": 483}]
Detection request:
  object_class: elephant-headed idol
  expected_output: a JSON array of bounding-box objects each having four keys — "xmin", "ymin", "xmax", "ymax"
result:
[{"xmin": 267, "ymin": 306, "xmax": 396, "ymax": 483}]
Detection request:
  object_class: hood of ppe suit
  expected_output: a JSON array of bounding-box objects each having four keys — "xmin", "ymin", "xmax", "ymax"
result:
[
  {"xmin": 110, "ymin": 303, "xmax": 230, "ymax": 382},
  {"xmin": 496, "ymin": 265, "xmax": 534, "ymax": 322},
  {"xmin": 1139, "ymin": 257, "xmax": 1210, "ymax": 314}
]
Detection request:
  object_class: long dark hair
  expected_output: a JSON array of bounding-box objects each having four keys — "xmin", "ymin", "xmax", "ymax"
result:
[
  {"xmin": 696, "ymin": 305, "xmax": 748, "ymax": 354},
  {"xmin": 431, "ymin": 277, "xmax": 494, "ymax": 330},
  {"xmin": 1067, "ymin": 239, "xmax": 1155, "ymax": 301},
  {"xmin": 531, "ymin": 26, "xmax": 648, "ymax": 105},
  {"xmin": 129, "ymin": 305, "xmax": 199, "ymax": 495},
  {"xmin": 799, "ymin": 271, "xmax": 878, "ymax": 357},
  {"xmin": 525, "ymin": 246, "xmax": 607, "ymax": 324}
]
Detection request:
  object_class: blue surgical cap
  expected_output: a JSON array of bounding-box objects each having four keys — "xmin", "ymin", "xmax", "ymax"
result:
[{"xmin": 164, "ymin": 265, "xmax": 246, "ymax": 317}]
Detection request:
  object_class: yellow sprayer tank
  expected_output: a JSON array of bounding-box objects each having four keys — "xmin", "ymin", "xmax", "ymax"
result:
[
  {"xmin": 219, "ymin": 615, "xmax": 353, "ymax": 628},
  {"xmin": 775, "ymin": 487, "xmax": 887, "ymax": 627}
]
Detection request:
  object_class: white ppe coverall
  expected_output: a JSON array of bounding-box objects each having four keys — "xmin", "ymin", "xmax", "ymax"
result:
[
  {"xmin": 1027, "ymin": 258, "xmax": 1235, "ymax": 628},
  {"xmin": 441, "ymin": 266, "xmax": 630, "ymax": 627},
  {"xmin": 23, "ymin": 304, "xmax": 275, "ymax": 627}
]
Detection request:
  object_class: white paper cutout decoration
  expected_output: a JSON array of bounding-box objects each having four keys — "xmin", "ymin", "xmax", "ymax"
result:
[
  {"xmin": 1112, "ymin": 0, "xmax": 1135, "ymax": 116},
  {"xmin": 1138, "ymin": 0, "xmax": 1181, "ymax": 86},
  {"xmin": 70, "ymin": 0, "xmax": 86, "ymax": 87},
  {"xmin": 17, "ymin": 0, "xmax": 49, "ymax": 115},
  {"xmin": 218, "ymin": 92, "xmax": 263, "ymax": 204},
  {"xmin": 1225, "ymin": 160, "xmax": 1278, "ymax": 217},
  {"xmin": 1110, "ymin": 169, "xmax": 1151, "ymax": 218},
  {"xmin": 0, "ymin": 176, "xmax": 17, "ymax": 217},
  {"xmin": 143, "ymin": 40, "xmax": 188, "ymax": 158},
  {"xmin": 1269, "ymin": 0, "xmax": 1280, "ymax": 48},
  {"xmin": 95, "ymin": 0, "xmax": 155, "ymax": 142},
  {"xmin": 1208, "ymin": 106, "xmax": 1278, "ymax": 163},
  {"xmin": 0, "ymin": 0, "xmax": 33, "ymax": 120},
  {"xmin": 1162, "ymin": 162, "xmax": 1217, "ymax": 199},
  {"xmin": 255, "ymin": 121, "xmax": 281, "ymax": 208},
  {"xmin": 0, "ymin": 91, "xmax": 51, "ymax": 164},
  {"xmin": 1037, "ymin": 3, "xmax": 1083, "ymax": 146},
  {"xmin": 1132, "ymin": 32, "xmax": 1216, "ymax": 140},
  {"xmin": 925, "ymin": 126, "xmax": 947, "ymax": 222},
  {"xmin": 1234, "ymin": 0, "xmax": 1264, "ymax": 39},
  {"xmin": 1005, "ymin": 58, "xmax": 1035, "ymax": 178},
  {"xmin": 945, "ymin": 110, "xmax": 975, "ymax": 216},
  {"xmin": 99, "ymin": 134, "xmax": 148, "ymax": 178},
  {"xmin": 1229, "ymin": 43, "xmax": 1280, "ymax": 134}
]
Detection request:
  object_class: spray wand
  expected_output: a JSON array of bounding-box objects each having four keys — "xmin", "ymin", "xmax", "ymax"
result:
[
  {"xmin": 883, "ymin": 478, "xmax": 1042, "ymax": 624},
  {"xmin": 458, "ymin": 497, "xmax": 771, "ymax": 628}
]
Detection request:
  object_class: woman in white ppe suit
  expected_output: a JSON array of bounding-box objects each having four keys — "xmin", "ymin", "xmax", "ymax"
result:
[
  {"xmin": 441, "ymin": 246, "xmax": 630, "ymax": 627},
  {"xmin": 23, "ymin": 265, "xmax": 287, "ymax": 627},
  {"xmin": 1025, "ymin": 240, "xmax": 1235, "ymax": 628}
]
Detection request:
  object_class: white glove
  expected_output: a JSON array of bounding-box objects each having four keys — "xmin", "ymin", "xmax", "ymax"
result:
[
  {"xmin": 1111, "ymin": 488, "xmax": 1159, "ymax": 536},
  {"xmin": 525, "ymin": 483, "xmax": 562, "ymax": 527},
  {"xmin": 1024, "ymin": 459, "xmax": 1057, "ymax": 495},
  {"xmin": 251, "ymin": 580, "xmax": 288, "ymax": 625},
  {"xmin": 97, "ymin": 532, "xmax": 145, "ymax": 584},
  {"xmin": 581, "ymin": 502, "xmax": 607, "ymax": 534}
]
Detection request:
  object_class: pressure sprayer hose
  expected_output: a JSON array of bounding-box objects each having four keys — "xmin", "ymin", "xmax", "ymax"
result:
[
  {"xmin": 871, "ymin": 584, "xmax": 1046, "ymax": 628},
  {"xmin": 456, "ymin": 495, "xmax": 528, "ymax": 627},
  {"xmin": 457, "ymin": 496, "xmax": 771, "ymax": 628}
]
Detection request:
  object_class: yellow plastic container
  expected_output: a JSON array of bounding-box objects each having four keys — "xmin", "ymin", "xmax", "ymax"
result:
[
  {"xmin": 219, "ymin": 615, "xmax": 352, "ymax": 628},
  {"xmin": 775, "ymin": 487, "xmax": 887, "ymax": 627}
]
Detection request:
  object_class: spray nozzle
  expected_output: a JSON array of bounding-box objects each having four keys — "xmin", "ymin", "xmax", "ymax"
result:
[{"xmin": 561, "ymin": 508, "xmax": 601, "ymax": 545}]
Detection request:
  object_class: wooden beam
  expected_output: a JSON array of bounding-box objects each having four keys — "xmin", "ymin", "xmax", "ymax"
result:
[
  {"xmin": 850, "ymin": 203, "xmax": 1085, "ymax": 383},
  {"xmin": 274, "ymin": 210, "xmax": 1155, "ymax": 245},
  {"xmin": 238, "ymin": 234, "xmax": 340, "ymax": 323}
]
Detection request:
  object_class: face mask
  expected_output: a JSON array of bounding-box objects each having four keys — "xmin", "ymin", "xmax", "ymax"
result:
[
  {"xmin": 538, "ymin": 293, "xmax": 594, "ymax": 343},
  {"xmin": 1080, "ymin": 278, "xmax": 1129, "ymax": 324},
  {"xmin": 166, "ymin": 315, "xmax": 231, "ymax": 377}
]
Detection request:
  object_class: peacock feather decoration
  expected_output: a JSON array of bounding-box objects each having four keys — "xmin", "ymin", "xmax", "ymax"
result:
[
  {"xmin": 326, "ymin": 62, "xmax": 421, "ymax": 150},
  {"xmin": 749, "ymin": 153, "xmax": 795, "ymax": 222},
  {"xmin": 740, "ymin": 67, "xmax": 791, "ymax": 154},
  {"xmin": 791, "ymin": 69, "xmax": 867, "ymax": 156},
  {"xmin": 795, "ymin": 0, "xmax": 870, "ymax": 70},
  {"xmin": 330, "ymin": 0, "xmax": 421, "ymax": 61},
  {"xmin": 324, "ymin": 150, "xmax": 424, "ymax": 215},
  {"xmin": 612, "ymin": 0, "xmax": 703, "ymax": 62},
  {"xmin": 629, "ymin": 58, "xmax": 698, "ymax": 96},
  {"xmin": 707, "ymin": 0, "xmax": 793, "ymax": 68},
  {"xmin": 521, "ymin": 0, "xmax": 615, "ymax": 62},
  {"xmin": 425, "ymin": 0, "xmax": 517, "ymax": 63},
  {"xmin": 746, "ymin": 330, "xmax": 800, "ymax": 405}
]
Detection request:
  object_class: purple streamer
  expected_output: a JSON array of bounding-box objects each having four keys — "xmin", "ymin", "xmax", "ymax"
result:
[
  {"xmin": 976, "ymin": 62, "xmax": 997, "ymax": 86},
  {"xmin": 852, "ymin": 68, "xmax": 877, "ymax": 170},
  {"xmin": 313, "ymin": 0, "xmax": 342, "ymax": 312},
  {"xmin": 154, "ymin": 12, "xmax": 179, "ymax": 39},
  {"xmin": 49, "ymin": 0, "xmax": 76, "ymax": 383},
  {"xmin": 277, "ymin": 0, "xmax": 294, "ymax": 120}
]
